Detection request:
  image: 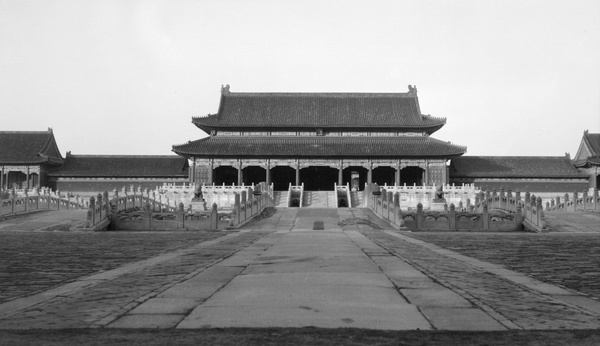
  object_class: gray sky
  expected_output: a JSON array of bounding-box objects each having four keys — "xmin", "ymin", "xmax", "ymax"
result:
[{"xmin": 1, "ymin": 0, "xmax": 599, "ymax": 157}]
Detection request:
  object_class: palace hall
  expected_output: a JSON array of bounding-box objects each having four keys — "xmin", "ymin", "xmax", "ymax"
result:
[{"xmin": 172, "ymin": 85, "xmax": 467, "ymax": 191}]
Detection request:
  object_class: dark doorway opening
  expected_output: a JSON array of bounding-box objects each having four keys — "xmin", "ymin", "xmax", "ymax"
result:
[
  {"xmin": 596, "ymin": 174, "xmax": 600, "ymax": 190},
  {"xmin": 214, "ymin": 166, "xmax": 238, "ymax": 185},
  {"xmin": 373, "ymin": 166, "xmax": 396, "ymax": 186},
  {"xmin": 400, "ymin": 166, "xmax": 424, "ymax": 186},
  {"xmin": 271, "ymin": 166, "xmax": 295, "ymax": 190},
  {"xmin": 343, "ymin": 166, "xmax": 368, "ymax": 191},
  {"xmin": 242, "ymin": 166, "xmax": 266, "ymax": 185},
  {"xmin": 300, "ymin": 166, "xmax": 338, "ymax": 191}
]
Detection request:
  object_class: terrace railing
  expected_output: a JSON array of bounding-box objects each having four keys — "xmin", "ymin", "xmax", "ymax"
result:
[
  {"xmin": 545, "ymin": 189, "xmax": 599, "ymax": 212},
  {"xmin": 1, "ymin": 188, "xmax": 87, "ymax": 219}
]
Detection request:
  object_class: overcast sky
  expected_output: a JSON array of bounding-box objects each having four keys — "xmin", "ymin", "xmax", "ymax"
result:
[{"xmin": 1, "ymin": 0, "xmax": 599, "ymax": 157}]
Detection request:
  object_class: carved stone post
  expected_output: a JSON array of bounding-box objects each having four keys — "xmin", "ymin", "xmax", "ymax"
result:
[
  {"xmin": 211, "ymin": 203, "xmax": 218, "ymax": 230},
  {"xmin": 104, "ymin": 191, "xmax": 110, "ymax": 219},
  {"xmin": 177, "ymin": 202, "xmax": 185, "ymax": 229},
  {"xmin": 97, "ymin": 193, "xmax": 103, "ymax": 221},
  {"xmin": 87, "ymin": 196, "xmax": 96, "ymax": 228},
  {"xmin": 449, "ymin": 203, "xmax": 456, "ymax": 230},
  {"xmin": 482, "ymin": 203, "xmax": 489, "ymax": 230},
  {"xmin": 416, "ymin": 203, "xmax": 423, "ymax": 230},
  {"xmin": 234, "ymin": 193, "xmax": 241, "ymax": 225}
]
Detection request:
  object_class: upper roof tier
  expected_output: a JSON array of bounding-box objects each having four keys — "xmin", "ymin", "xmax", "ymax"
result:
[
  {"xmin": 0, "ymin": 129, "xmax": 64, "ymax": 165},
  {"xmin": 192, "ymin": 85, "xmax": 447, "ymax": 134}
]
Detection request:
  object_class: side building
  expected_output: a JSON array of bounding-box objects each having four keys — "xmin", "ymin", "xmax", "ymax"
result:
[
  {"xmin": 572, "ymin": 130, "xmax": 600, "ymax": 189},
  {"xmin": 0, "ymin": 129, "xmax": 63, "ymax": 190},
  {"xmin": 172, "ymin": 85, "xmax": 467, "ymax": 191},
  {"xmin": 449, "ymin": 155, "xmax": 589, "ymax": 196},
  {"xmin": 46, "ymin": 153, "xmax": 189, "ymax": 196}
]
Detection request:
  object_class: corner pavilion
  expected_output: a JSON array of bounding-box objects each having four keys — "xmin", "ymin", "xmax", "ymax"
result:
[{"xmin": 172, "ymin": 85, "xmax": 467, "ymax": 191}]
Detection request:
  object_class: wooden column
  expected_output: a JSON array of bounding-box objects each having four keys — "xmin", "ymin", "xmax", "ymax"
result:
[
  {"xmin": 26, "ymin": 166, "xmax": 30, "ymax": 190},
  {"xmin": 0, "ymin": 166, "xmax": 4, "ymax": 190},
  {"xmin": 295, "ymin": 161, "xmax": 300, "ymax": 186},
  {"xmin": 266, "ymin": 160, "xmax": 271, "ymax": 186},
  {"xmin": 191, "ymin": 157, "xmax": 196, "ymax": 183},
  {"xmin": 395, "ymin": 160, "xmax": 401, "ymax": 185},
  {"xmin": 338, "ymin": 160, "xmax": 343, "ymax": 185},
  {"xmin": 367, "ymin": 160, "xmax": 372, "ymax": 184},
  {"xmin": 238, "ymin": 160, "xmax": 243, "ymax": 185},
  {"xmin": 424, "ymin": 160, "xmax": 429, "ymax": 185},
  {"xmin": 208, "ymin": 160, "xmax": 214, "ymax": 184}
]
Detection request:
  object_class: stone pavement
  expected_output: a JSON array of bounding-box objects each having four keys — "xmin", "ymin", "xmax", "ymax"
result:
[
  {"xmin": 545, "ymin": 210, "xmax": 600, "ymax": 233},
  {"xmin": 0, "ymin": 209, "xmax": 88, "ymax": 231},
  {"xmin": 1, "ymin": 208, "xmax": 600, "ymax": 330}
]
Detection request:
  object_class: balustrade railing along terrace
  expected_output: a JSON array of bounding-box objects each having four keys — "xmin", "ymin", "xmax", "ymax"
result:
[
  {"xmin": 545, "ymin": 189, "xmax": 599, "ymax": 212},
  {"xmin": 1, "ymin": 187, "xmax": 87, "ymax": 219}
]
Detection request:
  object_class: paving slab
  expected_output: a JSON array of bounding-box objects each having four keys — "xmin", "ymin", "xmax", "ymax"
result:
[{"xmin": 419, "ymin": 307, "xmax": 507, "ymax": 331}]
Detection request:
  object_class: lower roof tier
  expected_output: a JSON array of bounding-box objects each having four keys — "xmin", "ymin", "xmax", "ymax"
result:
[{"xmin": 172, "ymin": 136, "xmax": 466, "ymax": 159}]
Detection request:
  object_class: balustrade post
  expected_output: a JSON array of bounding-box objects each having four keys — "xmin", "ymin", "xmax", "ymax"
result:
[
  {"xmin": 177, "ymin": 202, "xmax": 185, "ymax": 229},
  {"xmin": 515, "ymin": 204, "xmax": 523, "ymax": 229},
  {"xmin": 482, "ymin": 203, "xmax": 489, "ymax": 230},
  {"xmin": 386, "ymin": 191, "xmax": 392, "ymax": 220},
  {"xmin": 24, "ymin": 189, "xmax": 28, "ymax": 212},
  {"xmin": 449, "ymin": 203, "xmax": 456, "ymax": 230},
  {"xmin": 234, "ymin": 193, "xmax": 241, "ymax": 225},
  {"xmin": 416, "ymin": 203, "xmax": 423, "ymax": 230},
  {"xmin": 537, "ymin": 197, "xmax": 545, "ymax": 228},
  {"xmin": 103, "ymin": 191, "xmax": 110, "ymax": 218},
  {"xmin": 87, "ymin": 196, "xmax": 96, "ymax": 228},
  {"xmin": 97, "ymin": 193, "xmax": 103, "ymax": 221}
]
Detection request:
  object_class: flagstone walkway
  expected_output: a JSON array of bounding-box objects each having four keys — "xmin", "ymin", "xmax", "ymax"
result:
[{"xmin": 0, "ymin": 208, "xmax": 599, "ymax": 330}]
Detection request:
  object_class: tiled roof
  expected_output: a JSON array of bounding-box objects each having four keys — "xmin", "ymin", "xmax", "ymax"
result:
[
  {"xmin": 573, "ymin": 132, "xmax": 600, "ymax": 166},
  {"xmin": 449, "ymin": 180, "xmax": 589, "ymax": 193},
  {"xmin": 192, "ymin": 91, "xmax": 446, "ymax": 134},
  {"xmin": 585, "ymin": 132, "xmax": 600, "ymax": 156},
  {"xmin": 450, "ymin": 156, "xmax": 586, "ymax": 178},
  {"xmin": 47, "ymin": 155, "xmax": 189, "ymax": 177},
  {"xmin": 0, "ymin": 130, "xmax": 63, "ymax": 165},
  {"xmin": 172, "ymin": 136, "xmax": 466, "ymax": 158}
]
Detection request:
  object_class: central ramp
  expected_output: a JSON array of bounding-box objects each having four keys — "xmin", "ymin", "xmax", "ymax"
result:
[{"xmin": 178, "ymin": 227, "xmax": 431, "ymax": 330}]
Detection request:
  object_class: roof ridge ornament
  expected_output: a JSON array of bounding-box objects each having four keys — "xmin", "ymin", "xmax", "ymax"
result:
[
  {"xmin": 408, "ymin": 85, "xmax": 417, "ymax": 95},
  {"xmin": 221, "ymin": 84, "xmax": 230, "ymax": 95}
]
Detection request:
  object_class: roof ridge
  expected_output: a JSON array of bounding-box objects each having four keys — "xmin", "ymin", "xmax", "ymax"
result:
[
  {"xmin": 66, "ymin": 154, "xmax": 183, "ymax": 158},
  {"xmin": 224, "ymin": 92, "xmax": 415, "ymax": 98}
]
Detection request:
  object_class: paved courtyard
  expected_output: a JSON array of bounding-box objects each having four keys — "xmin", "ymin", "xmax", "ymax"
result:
[{"xmin": 0, "ymin": 208, "xmax": 599, "ymax": 332}]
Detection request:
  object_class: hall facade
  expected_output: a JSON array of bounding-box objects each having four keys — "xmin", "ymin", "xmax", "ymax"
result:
[{"xmin": 172, "ymin": 85, "xmax": 467, "ymax": 190}]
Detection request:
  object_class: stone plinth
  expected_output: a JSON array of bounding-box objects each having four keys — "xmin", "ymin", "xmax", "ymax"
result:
[
  {"xmin": 429, "ymin": 202, "xmax": 446, "ymax": 211},
  {"xmin": 189, "ymin": 201, "xmax": 206, "ymax": 212}
]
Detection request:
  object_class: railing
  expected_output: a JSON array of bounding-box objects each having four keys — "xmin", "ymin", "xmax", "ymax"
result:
[
  {"xmin": 229, "ymin": 189, "xmax": 273, "ymax": 227},
  {"xmin": 364, "ymin": 183, "xmax": 545, "ymax": 232},
  {"xmin": 545, "ymin": 189, "xmax": 599, "ymax": 212},
  {"xmin": 89, "ymin": 184, "xmax": 274, "ymax": 231},
  {"xmin": 380, "ymin": 183, "xmax": 480, "ymax": 210},
  {"xmin": 1, "ymin": 188, "xmax": 87, "ymax": 219},
  {"xmin": 347, "ymin": 183, "xmax": 352, "ymax": 208}
]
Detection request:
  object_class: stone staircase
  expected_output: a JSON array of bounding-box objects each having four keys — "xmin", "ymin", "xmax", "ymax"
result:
[
  {"xmin": 302, "ymin": 191, "xmax": 337, "ymax": 208},
  {"xmin": 273, "ymin": 191, "xmax": 289, "ymax": 208},
  {"xmin": 350, "ymin": 191, "xmax": 363, "ymax": 207}
]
